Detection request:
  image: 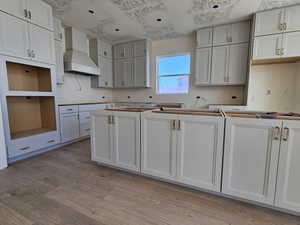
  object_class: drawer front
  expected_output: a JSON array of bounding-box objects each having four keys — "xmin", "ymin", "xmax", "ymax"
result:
[
  {"xmin": 80, "ymin": 122, "xmax": 91, "ymax": 137},
  {"xmin": 79, "ymin": 104, "xmax": 107, "ymax": 112},
  {"xmin": 8, "ymin": 131, "xmax": 59, "ymax": 158},
  {"xmin": 59, "ymin": 105, "xmax": 79, "ymax": 114},
  {"xmin": 79, "ymin": 112, "xmax": 91, "ymax": 123}
]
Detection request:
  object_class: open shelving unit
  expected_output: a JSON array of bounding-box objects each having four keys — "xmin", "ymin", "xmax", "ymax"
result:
[{"xmin": 7, "ymin": 96, "xmax": 57, "ymax": 139}]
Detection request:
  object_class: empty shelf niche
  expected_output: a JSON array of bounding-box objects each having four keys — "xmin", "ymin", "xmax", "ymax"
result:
[
  {"xmin": 7, "ymin": 96, "xmax": 57, "ymax": 139},
  {"xmin": 7, "ymin": 62, "xmax": 52, "ymax": 92}
]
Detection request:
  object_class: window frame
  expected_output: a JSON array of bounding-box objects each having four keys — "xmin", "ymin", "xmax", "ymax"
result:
[{"xmin": 156, "ymin": 52, "xmax": 192, "ymax": 95}]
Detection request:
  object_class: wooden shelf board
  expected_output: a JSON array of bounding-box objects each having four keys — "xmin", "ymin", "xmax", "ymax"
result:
[{"xmin": 11, "ymin": 128, "xmax": 55, "ymax": 140}]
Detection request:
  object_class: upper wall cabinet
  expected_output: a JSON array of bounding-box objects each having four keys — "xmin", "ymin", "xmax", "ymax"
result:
[
  {"xmin": 194, "ymin": 48, "xmax": 211, "ymax": 85},
  {"xmin": 254, "ymin": 5, "xmax": 300, "ymax": 37},
  {"xmin": 213, "ymin": 21, "xmax": 250, "ymax": 46},
  {"xmin": 114, "ymin": 42, "xmax": 134, "ymax": 59},
  {"xmin": 196, "ymin": 28, "xmax": 213, "ymax": 48},
  {"xmin": 0, "ymin": 0, "xmax": 53, "ymax": 31}
]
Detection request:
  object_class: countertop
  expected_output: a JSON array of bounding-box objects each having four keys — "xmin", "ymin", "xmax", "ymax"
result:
[{"xmin": 58, "ymin": 102, "xmax": 184, "ymax": 107}]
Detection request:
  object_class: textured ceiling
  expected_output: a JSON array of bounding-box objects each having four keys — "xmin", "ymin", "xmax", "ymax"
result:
[{"xmin": 44, "ymin": 0, "xmax": 300, "ymax": 43}]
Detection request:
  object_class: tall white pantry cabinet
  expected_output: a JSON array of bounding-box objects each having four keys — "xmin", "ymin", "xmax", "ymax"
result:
[{"xmin": 0, "ymin": 0, "xmax": 60, "ymax": 161}]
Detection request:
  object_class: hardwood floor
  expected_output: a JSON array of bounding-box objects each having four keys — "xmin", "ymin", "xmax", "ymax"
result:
[{"xmin": 0, "ymin": 140, "xmax": 299, "ymax": 225}]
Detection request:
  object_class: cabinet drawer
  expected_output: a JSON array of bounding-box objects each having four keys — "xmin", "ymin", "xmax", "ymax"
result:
[
  {"xmin": 59, "ymin": 105, "xmax": 79, "ymax": 114},
  {"xmin": 79, "ymin": 104, "xmax": 107, "ymax": 112},
  {"xmin": 80, "ymin": 122, "xmax": 91, "ymax": 137},
  {"xmin": 79, "ymin": 112, "xmax": 91, "ymax": 123},
  {"xmin": 8, "ymin": 131, "xmax": 59, "ymax": 158}
]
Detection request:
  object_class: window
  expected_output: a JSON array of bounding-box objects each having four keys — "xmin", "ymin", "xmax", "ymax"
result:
[{"xmin": 157, "ymin": 53, "xmax": 191, "ymax": 94}]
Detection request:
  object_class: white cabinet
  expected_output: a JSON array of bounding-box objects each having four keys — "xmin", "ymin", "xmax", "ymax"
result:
[
  {"xmin": 113, "ymin": 111, "xmax": 141, "ymax": 172},
  {"xmin": 195, "ymin": 48, "xmax": 211, "ymax": 85},
  {"xmin": 222, "ymin": 118, "xmax": 282, "ymax": 205},
  {"xmin": 114, "ymin": 59, "xmax": 134, "ymax": 88},
  {"xmin": 141, "ymin": 112, "xmax": 224, "ymax": 191},
  {"xmin": 196, "ymin": 27, "xmax": 213, "ymax": 48},
  {"xmin": 253, "ymin": 34, "xmax": 282, "ymax": 60},
  {"xmin": 26, "ymin": 0, "xmax": 53, "ymax": 30},
  {"xmin": 101, "ymin": 57, "xmax": 113, "ymax": 87},
  {"xmin": 29, "ymin": 24, "xmax": 55, "ymax": 64},
  {"xmin": 0, "ymin": 0, "xmax": 27, "ymax": 20},
  {"xmin": 0, "ymin": 12, "xmax": 29, "ymax": 59},
  {"xmin": 91, "ymin": 111, "xmax": 114, "ymax": 165},
  {"xmin": 282, "ymin": 31, "xmax": 300, "ymax": 57},
  {"xmin": 114, "ymin": 43, "xmax": 134, "ymax": 59},
  {"xmin": 275, "ymin": 121, "xmax": 300, "ymax": 213},
  {"xmin": 285, "ymin": 5, "xmax": 300, "ymax": 32},
  {"xmin": 228, "ymin": 43, "xmax": 248, "ymax": 85},
  {"xmin": 213, "ymin": 21, "xmax": 250, "ymax": 46},
  {"xmin": 254, "ymin": 9, "xmax": 283, "ymax": 36},
  {"xmin": 134, "ymin": 56, "xmax": 148, "ymax": 87},
  {"xmin": 141, "ymin": 113, "xmax": 178, "ymax": 180},
  {"xmin": 211, "ymin": 45, "xmax": 229, "ymax": 84},
  {"xmin": 53, "ymin": 17, "xmax": 63, "ymax": 41},
  {"xmin": 54, "ymin": 40, "xmax": 64, "ymax": 84},
  {"xmin": 91, "ymin": 110, "xmax": 141, "ymax": 172},
  {"xmin": 134, "ymin": 40, "xmax": 147, "ymax": 57},
  {"xmin": 60, "ymin": 113, "xmax": 80, "ymax": 143},
  {"xmin": 176, "ymin": 115, "xmax": 224, "ymax": 191}
]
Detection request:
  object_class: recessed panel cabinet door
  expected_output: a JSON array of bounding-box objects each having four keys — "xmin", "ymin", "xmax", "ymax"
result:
[
  {"xmin": 196, "ymin": 28, "xmax": 213, "ymax": 48},
  {"xmin": 0, "ymin": 0, "xmax": 26, "ymax": 20},
  {"xmin": 284, "ymin": 5, "xmax": 300, "ymax": 33},
  {"xmin": 134, "ymin": 56, "xmax": 147, "ymax": 87},
  {"xmin": 211, "ymin": 45, "xmax": 229, "ymax": 84},
  {"xmin": 282, "ymin": 31, "xmax": 300, "ymax": 58},
  {"xmin": 228, "ymin": 43, "xmax": 248, "ymax": 85},
  {"xmin": 195, "ymin": 48, "xmax": 211, "ymax": 85},
  {"xmin": 113, "ymin": 112, "xmax": 140, "ymax": 172},
  {"xmin": 141, "ymin": 113, "xmax": 177, "ymax": 180},
  {"xmin": 253, "ymin": 34, "xmax": 282, "ymax": 60},
  {"xmin": 30, "ymin": 24, "xmax": 55, "ymax": 64},
  {"xmin": 222, "ymin": 118, "xmax": 282, "ymax": 205},
  {"xmin": 0, "ymin": 12, "xmax": 29, "ymax": 59},
  {"xmin": 91, "ymin": 112, "xmax": 114, "ymax": 165},
  {"xmin": 26, "ymin": 0, "xmax": 53, "ymax": 30},
  {"xmin": 276, "ymin": 121, "xmax": 300, "ymax": 213},
  {"xmin": 176, "ymin": 115, "xmax": 224, "ymax": 191},
  {"xmin": 60, "ymin": 113, "xmax": 79, "ymax": 143},
  {"xmin": 54, "ymin": 40, "xmax": 64, "ymax": 84},
  {"xmin": 254, "ymin": 9, "xmax": 283, "ymax": 36}
]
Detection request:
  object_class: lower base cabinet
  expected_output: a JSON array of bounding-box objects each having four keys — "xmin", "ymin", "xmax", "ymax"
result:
[
  {"xmin": 91, "ymin": 110, "xmax": 140, "ymax": 172},
  {"xmin": 223, "ymin": 117, "xmax": 300, "ymax": 214},
  {"xmin": 141, "ymin": 112, "xmax": 225, "ymax": 192}
]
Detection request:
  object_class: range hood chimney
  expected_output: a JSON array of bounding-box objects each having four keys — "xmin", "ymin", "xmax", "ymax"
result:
[{"xmin": 64, "ymin": 27, "xmax": 99, "ymax": 75}]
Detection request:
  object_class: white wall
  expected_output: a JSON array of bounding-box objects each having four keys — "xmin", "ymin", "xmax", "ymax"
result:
[
  {"xmin": 0, "ymin": 103, "xmax": 7, "ymax": 169},
  {"xmin": 247, "ymin": 63, "xmax": 300, "ymax": 112},
  {"xmin": 112, "ymin": 34, "xmax": 245, "ymax": 108},
  {"xmin": 56, "ymin": 72, "xmax": 113, "ymax": 104}
]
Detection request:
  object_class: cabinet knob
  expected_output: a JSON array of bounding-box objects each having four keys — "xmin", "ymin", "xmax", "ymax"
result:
[
  {"xmin": 282, "ymin": 127, "xmax": 289, "ymax": 141},
  {"xmin": 20, "ymin": 146, "xmax": 30, "ymax": 151},
  {"xmin": 273, "ymin": 126, "xmax": 281, "ymax": 140},
  {"xmin": 104, "ymin": 51, "xmax": 107, "ymax": 56},
  {"xmin": 105, "ymin": 81, "xmax": 108, "ymax": 86}
]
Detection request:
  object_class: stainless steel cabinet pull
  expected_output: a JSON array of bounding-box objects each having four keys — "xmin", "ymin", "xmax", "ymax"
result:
[
  {"xmin": 20, "ymin": 146, "xmax": 30, "ymax": 151},
  {"xmin": 111, "ymin": 116, "xmax": 115, "ymax": 124},
  {"xmin": 282, "ymin": 127, "xmax": 289, "ymax": 141},
  {"xmin": 24, "ymin": 9, "xmax": 28, "ymax": 18},
  {"xmin": 279, "ymin": 23, "xmax": 283, "ymax": 31},
  {"xmin": 59, "ymin": 33, "xmax": 63, "ymax": 40},
  {"xmin": 27, "ymin": 49, "xmax": 32, "ymax": 57},
  {"xmin": 280, "ymin": 48, "xmax": 284, "ymax": 56},
  {"xmin": 177, "ymin": 120, "xmax": 181, "ymax": 131},
  {"xmin": 85, "ymin": 128, "xmax": 90, "ymax": 131},
  {"xmin": 85, "ymin": 116, "xmax": 91, "ymax": 119},
  {"xmin": 48, "ymin": 140, "xmax": 55, "ymax": 143},
  {"xmin": 171, "ymin": 120, "xmax": 176, "ymax": 130},
  {"xmin": 108, "ymin": 115, "xmax": 112, "ymax": 124},
  {"xmin": 28, "ymin": 10, "xmax": 32, "ymax": 19},
  {"xmin": 275, "ymin": 49, "xmax": 281, "ymax": 56},
  {"xmin": 31, "ymin": 50, "xmax": 35, "ymax": 58},
  {"xmin": 273, "ymin": 126, "xmax": 281, "ymax": 140},
  {"xmin": 284, "ymin": 23, "xmax": 287, "ymax": 31}
]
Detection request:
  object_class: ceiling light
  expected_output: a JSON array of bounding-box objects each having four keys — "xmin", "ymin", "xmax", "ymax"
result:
[
  {"xmin": 115, "ymin": 28, "xmax": 120, "ymax": 32},
  {"xmin": 156, "ymin": 18, "xmax": 162, "ymax": 22},
  {"xmin": 88, "ymin": 9, "xmax": 95, "ymax": 15},
  {"xmin": 212, "ymin": 4, "xmax": 220, "ymax": 9}
]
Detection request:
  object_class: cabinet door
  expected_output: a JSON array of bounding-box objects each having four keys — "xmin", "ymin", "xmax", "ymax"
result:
[
  {"xmin": 195, "ymin": 48, "xmax": 211, "ymax": 85},
  {"xmin": 123, "ymin": 59, "xmax": 134, "ymax": 87},
  {"xmin": 0, "ymin": 12, "xmax": 29, "ymax": 59},
  {"xmin": 113, "ymin": 112, "xmax": 140, "ymax": 172},
  {"xmin": 222, "ymin": 118, "xmax": 282, "ymax": 205},
  {"xmin": 29, "ymin": 24, "xmax": 55, "ymax": 64},
  {"xmin": 231, "ymin": 21, "xmax": 250, "ymax": 44},
  {"xmin": 26, "ymin": 0, "xmax": 53, "ymax": 30},
  {"xmin": 114, "ymin": 43, "xmax": 133, "ymax": 59},
  {"xmin": 134, "ymin": 56, "xmax": 147, "ymax": 87},
  {"xmin": 254, "ymin": 9, "xmax": 283, "ymax": 36},
  {"xmin": 213, "ymin": 24, "xmax": 231, "ymax": 46},
  {"xmin": 141, "ymin": 113, "xmax": 178, "ymax": 180},
  {"xmin": 54, "ymin": 40, "xmax": 64, "ymax": 84},
  {"xmin": 275, "ymin": 121, "xmax": 300, "ymax": 213},
  {"xmin": 211, "ymin": 45, "xmax": 229, "ymax": 84},
  {"xmin": 284, "ymin": 5, "xmax": 300, "ymax": 33},
  {"xmin": 196, "ymin": 28, "xmax": 213, "ymax": 48},
  {"xmin": 98, "ymin": 56, "xmax": 113, "ymax": 87},
  {"xmin": 114, "ymin": 60, "xmax": 124, "ymax": 87},
  {"xmin": 99, "ymin": 40, "xmax": 112, "ymax": 59},
  {"xmin": 252, "ymin": 34, "xmax": 282, "ymax": 60},
  {"xmin": 228, "ymin": 43, "xmax": 248, "ymax": 85},
  {"xmin": 79, "ymin": 112, "xmax": 91, "ymax": 137},
  {"xmin": 91, "ymin": 112, "xmax": 114, "ymax": 165},
  {"xmin": 177, "ymin": 115, "xmax": 224, "ymax": 192},
  {"xmin": 282, "ymin": 31, "xmax": 300, "ymax": 58},
  {"xmin": 53, "ymin": 17, "xmax": 63, "ymax": 41},
  {"xmin": 0, "ymin": 0, "xmax": 26, "ymax": 20},
  {"xmin": 60, "ymin": 113, "xmax": 79, "ymax": 143},
  {"xmin": 134, "ymin": 40, "xmax": 147, "ymax": 57}
]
